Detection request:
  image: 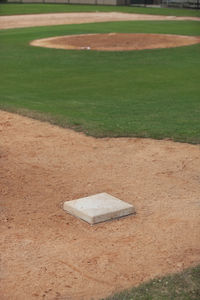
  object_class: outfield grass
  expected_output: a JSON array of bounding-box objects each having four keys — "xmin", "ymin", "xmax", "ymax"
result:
[
  {"xmin": 0, "ymin": 21, "xmax": 200, "ymax": 143},
  {"xmin": 0, "ymin": 3, "xmax": 200, "ymax": 17},
  {"xmin": 103, "ymin": 265, "xmax": 200, "ymax": 300}
]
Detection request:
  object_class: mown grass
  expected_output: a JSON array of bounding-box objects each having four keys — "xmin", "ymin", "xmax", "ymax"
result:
[
  {"xmin": 0, "ymin": 21, "xmax": 200, "ymax": 143},
  {"xmin": 103, "ymin": 265, "xmax": 200, "ymax": 300},
  {"xmin": 0, "ymin": 3, "xmax": 200, "ymax": 17}
]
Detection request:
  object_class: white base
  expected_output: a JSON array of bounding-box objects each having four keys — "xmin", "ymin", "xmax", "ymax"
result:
[{"xmin": 63, "ymin": 193, "xmax": 135, "ymax": 224}]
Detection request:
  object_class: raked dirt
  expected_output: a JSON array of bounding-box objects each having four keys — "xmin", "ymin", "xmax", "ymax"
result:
[{"xmin": 0, "ymin": 110, "xmax": 200, "ymax": 300}]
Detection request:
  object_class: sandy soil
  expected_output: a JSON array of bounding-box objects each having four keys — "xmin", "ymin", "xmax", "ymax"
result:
[
  {"xmin": 0, "ymin": 12, "xmax": 200, "ymax": 30},
  {"xmin": 31, "ymin": 33, "xmax": 200, "ymax": 51},
  {"xmin": 0, "ymin": 110, "xmax": 200, "ymax": 300}
]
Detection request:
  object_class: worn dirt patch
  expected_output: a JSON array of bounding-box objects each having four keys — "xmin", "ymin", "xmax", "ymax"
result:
[
  {"xmin": 0, "ymin": 110, "xmax": 200, "ymax": 300},
  {"xmin": 30, "ymin": 33, "xmax": 200, "ymax": 51},
  {"xmin": 0, "ymin": 12, "xmax": 200, "ymax": 30}
]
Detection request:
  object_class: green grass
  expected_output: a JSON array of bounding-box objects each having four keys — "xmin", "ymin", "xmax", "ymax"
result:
[
  {"xmin": 103, "ymin": 265, "xmax": 200, "ymax": 300},
  {"xmin": 0, "ymin": 21, "xmax": 200, "ymax": 143},
  {"xmin": 0, "ymin": 3, "xmax": 200, "ymax": 17}
]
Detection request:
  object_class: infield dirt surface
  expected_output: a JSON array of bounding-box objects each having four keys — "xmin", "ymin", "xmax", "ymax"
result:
[
  {"xmin": 31, "ymin": 32, "xmax": 200, "ymax": 51},
  {"xmin": 1, "ymin": 111, "xmax": 200, "ymax": 300},
  {"xmin": 0, "ymin": 12, "xmax": 200, "ymax": 29},
  {"xmin": 0, "ymin": 11, "xmax": 200, "ymax": 300}
]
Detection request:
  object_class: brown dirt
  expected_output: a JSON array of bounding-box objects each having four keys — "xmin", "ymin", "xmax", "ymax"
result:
[
  {"xmin": 1, "ymin": 110, "xmax": 200, "ymax": 300},
  {"xmin": 1, "ymin": 11, "xmax": 200, "ymax": 300},
  {"xmin": 30, "ymin": 33, "xmax": 200, "ymax": 51},
  {"xmin": 0, "ymin": 12, "xmax": 199, "ymax": 30}
]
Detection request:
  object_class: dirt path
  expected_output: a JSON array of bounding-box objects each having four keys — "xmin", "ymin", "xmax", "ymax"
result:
[
  {"xmin": 0, "ymin": 12, "xmax": 200, "ymax": 30},
  {"xmin": 1, "ymin": 110, "xmax": 200, "ymax": 300}
]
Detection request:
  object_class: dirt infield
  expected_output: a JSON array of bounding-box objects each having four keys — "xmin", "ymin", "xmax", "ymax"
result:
[
  {"xmin": 1, "ymin": 110, "xmax": 200, "ymax": 300},
  {"xmin": 1, "ymin": 11, "xmax": 200, "ymax": 300},
  {"xmin": 0, "ymin": 12, "xmax": 200, "ymax": 30},
  {"xmin": 31, "ymin": 33, "xmax": 200, "ymax": 51}
]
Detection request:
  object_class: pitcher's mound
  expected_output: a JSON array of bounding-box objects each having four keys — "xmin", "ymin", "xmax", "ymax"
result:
[{"xmin": 31, "ymin": 33, "xmax": 200, "ymax": 51}]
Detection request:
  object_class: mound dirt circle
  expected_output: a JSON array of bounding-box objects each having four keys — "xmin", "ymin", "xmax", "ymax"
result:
[{"xmin": 31, "ymin": 33, "xmax": 200, "ymax": 51}]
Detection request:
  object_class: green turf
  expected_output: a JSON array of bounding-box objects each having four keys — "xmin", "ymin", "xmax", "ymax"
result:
[
  {"xmin": 103, "ymin": 265, "xmax": 200, "ymax": 300},
  {"xmin": 0, "ymin": 3, "xmax": 200, "ymax": 17},
  {"xmin": 0, "ymin": 21, "xmax": 200, "ymax": 143}
]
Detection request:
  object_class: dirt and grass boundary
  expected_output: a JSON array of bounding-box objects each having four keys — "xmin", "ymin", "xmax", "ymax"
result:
[{"xmin": 104, "ymin": 265, "xmax": 200, "ymax": 300}]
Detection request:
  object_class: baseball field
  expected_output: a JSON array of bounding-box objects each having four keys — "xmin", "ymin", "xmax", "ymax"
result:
[{"xmin": 0, "ymin": 4, "xmax": 200, "ymax": 300}]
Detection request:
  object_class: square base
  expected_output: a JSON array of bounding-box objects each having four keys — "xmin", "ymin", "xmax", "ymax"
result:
[{"xmin": 63, "ymin": 193, "xmax": 135, "ymax": 224}]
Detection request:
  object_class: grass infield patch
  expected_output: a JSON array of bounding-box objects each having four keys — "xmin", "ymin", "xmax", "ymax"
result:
[{"xmin": 0, "ymin": 21, "xmax": 200, "ymax": 143}]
